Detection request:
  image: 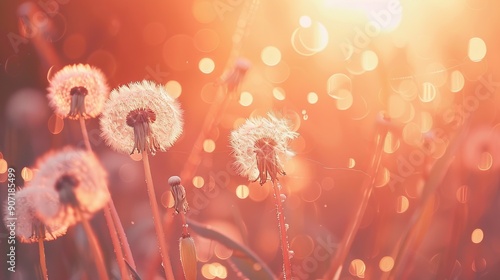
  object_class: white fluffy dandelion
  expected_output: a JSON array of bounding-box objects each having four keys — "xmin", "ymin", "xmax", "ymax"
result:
[
  {"xmin": 231, "ymin": 113, "xmax": 297, "ymax": 278},
  {"xmin": 47, "ymin": 64, "xmax": 109, "ymax": 119},
  {"xmin": 100, "ymin": 80, "xmax": 183, "ymax": 155},
  {"xmin": 3, "ymin": 187, "xmax": 67, "ymax": 243},
  {"xmin": 31, "ymin": 148, "xmax": 110, "ymax": 226},
  {"xmin": 230, "ymin": 113, "xmax": 298, "ymax": 184}
]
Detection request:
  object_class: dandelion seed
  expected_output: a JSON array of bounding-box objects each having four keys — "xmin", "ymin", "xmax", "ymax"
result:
[
  {"xmin": 230, "ymin": 113, "xmax": 298, "ymax": 185},
  {"xmin": 3, "ymin": 187, "xmax": 67, "ymax": 243},
  {"xmin": 31, "ymin": 148, "xmax": 110, "ymax": 226},
  {"xmin": 100, "ymin": 80, "xmax": 183, "ymax": 155},
  {"xmin": 47, "ymin": 64, "xmax": 109, "ymax": 120}
]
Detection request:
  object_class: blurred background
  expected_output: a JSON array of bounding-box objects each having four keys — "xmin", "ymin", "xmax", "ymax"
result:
[{"xmin": 1, "ymin": 0, "xmax": 500, "ymax": 279}]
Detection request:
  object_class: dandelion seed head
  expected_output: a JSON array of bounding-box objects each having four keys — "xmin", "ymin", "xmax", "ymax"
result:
[
  {"xmin": 3, "ymin": 187, "xmax": 67, "ymax": 243},
  {"xmin": 230, "ymin": 113, "xmax": 298, "ymax": 183},
  {"xmin": 100, "ymin": 80, "xmax": 183, "ymax": 155},
  {"xmin": 47, "ymin": 64, "xmax": 109, "ymax": 119},
  {"xmin": 31, "ymin": 148, "xmax": 110, "ymax": 226}
]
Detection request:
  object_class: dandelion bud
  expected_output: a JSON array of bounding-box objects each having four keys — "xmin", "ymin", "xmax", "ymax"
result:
[
  {"xmin": 230, "ymin": 113, "xmax": 298, "ymax": 184},
  {"xmin": 179, "ymin": 236, "xmax": 197, "ymax": 280},
  {"xmin": 168, "ymin": 176, "xmax": 189, "ymax": 215},
  {"xmin": 48, "ymin": 64, "xmax": 109, "ymax": 120},
  {"xmin": 220, "ymin": 57, "xmax": 251, "ymax": 93},
  {"xmin": 100, "ymin": 80, "xmax": 183, "ymax": 155}
]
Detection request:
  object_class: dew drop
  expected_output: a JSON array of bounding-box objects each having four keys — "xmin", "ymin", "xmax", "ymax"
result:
[
  {"xmin": 285, "ymin": 223, "xmax": 290, "ymax": 231},
  {"xmin": 280, "ymin": 194, "xmax": 287, "ymax": 202},
  {"xmin": 288, "ymin": 250, "xmax": 295, "ymax": 259}
]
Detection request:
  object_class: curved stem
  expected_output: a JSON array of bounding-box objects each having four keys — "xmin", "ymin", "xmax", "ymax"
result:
[
  {"xmin": 272, "ymin": 181, "xmax": 292, "ymax": 279},
  {"xmin": 325, "ymin": 131, "xmax": 386, "ymax": 280},
  {"xmin": 142, "ymin": 152, "xmax": 175, "ymax": 280},
  {"xmin": 38, "ymin": 239, "xmax": 48, "ymax": 280},
  {"xmin": 79, "ymin": 210, "xmax": 109, "ymax": 280},
  {"xmin": 79, "ymin": 117, "xmax": 135, "ymax": 276}
]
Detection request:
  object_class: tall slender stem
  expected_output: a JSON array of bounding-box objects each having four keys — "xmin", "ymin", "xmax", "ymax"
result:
[
  {"xmin": 79, "ymin": 117, "xmax": 92, "ymax": 151},
  {"xmin": 109, "ymin": 198, "xmax": 137, "ymax": 269},
  {"xmin": 179, "ymin": 0, "xmax": 261, "ymax": 183},
  {"xmin": 80, "ymin": 210, "xmax": 110, "ymax": 280},
  {"xmin": 78, "ymin": 117, "xmax": 135, "ymax": 277},
  {"xmin": 103, "ymin": 206, "xmax": 130, "ymax": 279},
  {"xmin": 38, "ymin": 239, "xmax": 48, "ymax": 280},
  {"xmin": 325, "ymin": 131, "xmax": 386, "ymax": 280},
  {"xmin": 272, "ymin": 181, "xmax": 292, "ymax": 279},
  {"xmin": 180, "ymin": 213, "xmax": 189, "ymax": 237},
  {"xmin": 142, "ymin": 152, "xmax": 175, "ymax": 280}
]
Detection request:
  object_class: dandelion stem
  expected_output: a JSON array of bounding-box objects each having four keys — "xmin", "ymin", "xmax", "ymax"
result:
[
  {"xmin": 109, "ymin": 199, "xmax": 137, "ymax": 270},
  {"xmin": 78, "ymin": 117, "xmax": 136, "ymax": 277},
  {"xmin": 79, "ymin": 117, "xmax": 92, "ymax": 151},
  {"xmin": 325, "ymin": 130, "xmax": 386, "ymax": 280},
  {"xmin": 142, "ymin": 152, "xmax": 175, "ymax": 280},
  {"xmin": 79, "ymin": 210, "xmax": 109, "ymax": 280},
  {"xmin": 38, "ymin": 239, "xmax": 48, "ymax": 280},
  {"xmin": 272, "ymin": 181, "xmax": 292, "ymax": 280},
  {"xmin": 103, "ymin": 206, "xmax": 130, "ymax": 279},
  {"xmin": 179, "ymin": 85, "xmax": 229, "ymax": 182},
  {"xmin": 180, "ymin": 213, "xmax": 189, "ymax": 237}
]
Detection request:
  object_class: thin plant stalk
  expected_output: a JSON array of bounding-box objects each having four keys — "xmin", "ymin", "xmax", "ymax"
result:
[
  {"xmin": 180, "ymin": 213, "xmax": 189, "ymax": 237},
  {"xmin": 38, "ymin": 239, "xmax": 48, "ymax": 280},
  {"xmin": 142, "ymin": 152, "xmax": 175, "ymax": 280},
  {"xmin": 179, "ymin": 0, "xmax": 260, "ymax": 182},
  {"xmin": 325, "ymin": 130, "xmax": 386, "ymax": 280},
  {"xmin": 386, "ymin": 126, "xmax": 467, "ymax": 280},
  {"xmin": 79, "ymin": 117, "xmax": 92, "ymax": 151},
  {"xmin": 78, "ymin": 117, "xmax": 134, "ymax": 277},
  {"xmin": 179, "ymin": 86, "xmax": 230, "ymax": 182},
  {"xmin": 103, "ymin": 206, "xmax": 130, "ymax": 279},
  {"xmin": 79, "ymin": 210, "xmax": 110, "ymax": 280},
  {"xmin": 272, "ymin": 181, "xmax": 292, "ymax": 279},
  {"xmin": 109, "ymin": 199, "xmax": 137, "ymax": 269}
]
